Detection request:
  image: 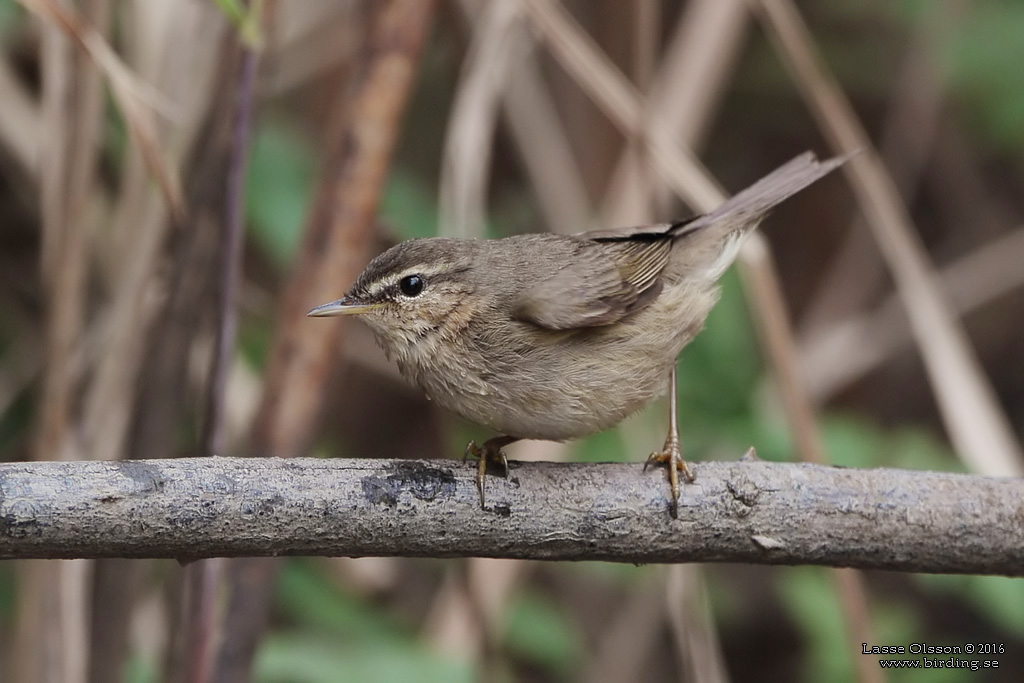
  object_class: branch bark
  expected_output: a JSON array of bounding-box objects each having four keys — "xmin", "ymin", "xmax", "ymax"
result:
[{"xmin": 1, "ymin": 457, "xmax": 1020, "ymax": 575}]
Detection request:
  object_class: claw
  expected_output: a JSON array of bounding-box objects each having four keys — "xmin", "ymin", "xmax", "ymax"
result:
[
  {"xmin": 646, "ymin": 436, "xmax": 695, "ymax": 517},
  {"xmin": 476, "ymin": 452, "xmax": 487, "ymax": 507},
  {"xmin": 463, "ymin": 436, "xmax": 518, "ymax": 509}
]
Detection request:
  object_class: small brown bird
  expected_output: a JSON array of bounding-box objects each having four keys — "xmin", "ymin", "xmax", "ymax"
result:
[{"xmin": 309, "ymin": 152, "xmax": 844, "ymax": 511}]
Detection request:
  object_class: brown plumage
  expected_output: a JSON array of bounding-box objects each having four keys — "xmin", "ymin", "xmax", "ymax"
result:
[{"xmin": 309, "ymin": 152, "xmax": 846, "ymax": 510}]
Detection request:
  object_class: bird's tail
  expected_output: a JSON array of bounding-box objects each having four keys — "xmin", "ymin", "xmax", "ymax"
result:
[{"xmin": 670, "ymin": 151, "xmax": 849, "ymax": 280}]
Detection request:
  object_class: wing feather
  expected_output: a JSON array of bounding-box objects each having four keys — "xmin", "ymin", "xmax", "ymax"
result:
[{"xmin": 513, "ymin": 238, "xmax": 670, "ymax": 330}]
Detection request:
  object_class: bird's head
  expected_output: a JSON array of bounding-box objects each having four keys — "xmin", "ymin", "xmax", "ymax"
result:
[{"xmin": 307, "ymin": 238, "xmax": 482, "ymax": 362}]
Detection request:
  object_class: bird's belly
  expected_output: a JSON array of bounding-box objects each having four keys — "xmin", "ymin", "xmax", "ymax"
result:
[
  {"xmin": 424, "ymin": 362, "xmax": 670, "ymax": 441},
  {"xmin": 411, "ymin": 333, "xmax": 679, "ymax": 441}
]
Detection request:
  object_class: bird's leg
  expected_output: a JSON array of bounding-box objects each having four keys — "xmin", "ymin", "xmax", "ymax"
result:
[
  {"xmin": 644, "ymin": 366, "xmax": 695, "ymax": 515},
  {"xmin": 464, "ymin": 435, "xmax": 519, "ymax": 508}
]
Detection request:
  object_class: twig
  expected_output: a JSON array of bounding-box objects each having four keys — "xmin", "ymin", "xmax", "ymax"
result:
[
  {"xmin": 201, "ymin": 35, "xmax": 258, "ymax": 459},
  {"xmin": 0, "ymin": 457, "xmax": 1020, "ymax": 575},
  {"xmin": 179, "ymin": 21, "xmax": 260, "ymax": 683}
]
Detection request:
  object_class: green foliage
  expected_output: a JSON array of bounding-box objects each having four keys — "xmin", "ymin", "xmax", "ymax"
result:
[
  {"xmin": 676, "ymin": 270, "xmax": 761, "ymax": 425},
  {"xmin": 916, "ymin": 574, "xmax": 1024, "ymax": 638},
  {"xmin": 962, "ymin": 576, "xmax": 1024, "ymax": 636},
  {"xmin": 257, "ymin": 560, "xmax": 469, "ymax": 683},
  {"xmin": 0, "ymin": 385, "xmax": 31, "ymax": 456},
  {"xmin": 256, "ymin": 634, "xmax": 471, "ymax": 683},
  {"xmin": 274, "ymin": 560, "xmax": 407, "ymax": 639},
  {"xmin": 213, "ymin": 0, "xmax": 263, "ymax": 48},
  {"xmin": 574, "ymin": 427, "xmax": 627, "ymax": 464},
  {"xmin": 501, "ymin": 590, "xmax": 584, "ymax": 678},
  {"xmin": 943, "ymin": 2, "xmax": 1024, "ymax": 150},
  {"xmin": 779, "ymin": 567, "xmax": 856, "ymax": 682},
  {"xmin": 122, "ymin": 654, "xmax": 158, "ymax": 683},
  {"xmin": 380, "ymin": 169, "xmax": 440, "ymax": 241},
  {"xmin": 0, "ymin": 0, "xmax": 20, "ymax": 37},
  {"xmin": 246, "ymin": 121, "xmax": 444, "ymax": 268},
  {"xmin": 246, "ymin": 121, "xmax": 317, "ymax": 268},
  {"xmin": 836, "ymin": 0, "xmax": 1024, "ymax": 151}
]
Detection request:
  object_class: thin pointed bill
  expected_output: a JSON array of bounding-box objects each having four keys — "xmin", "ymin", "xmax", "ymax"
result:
[{"xmin": 306, "ymin": 297, "xmax": 381, "ymax": 317}]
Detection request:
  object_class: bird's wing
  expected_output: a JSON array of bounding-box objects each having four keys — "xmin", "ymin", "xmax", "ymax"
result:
[{"xmin": 512, "ymin": 237, "xmax": 671, "ymax": 330}]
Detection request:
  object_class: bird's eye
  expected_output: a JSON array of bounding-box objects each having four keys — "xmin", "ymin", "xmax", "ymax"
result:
[{"xmin": 399, "ymin": 274, "xmax": 424, "ymax": 297}]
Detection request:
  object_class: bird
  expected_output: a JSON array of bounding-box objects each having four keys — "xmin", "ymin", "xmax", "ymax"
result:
[{"xmin": 309, "ymin": 152, "xmax": 845, "ymax": 512}]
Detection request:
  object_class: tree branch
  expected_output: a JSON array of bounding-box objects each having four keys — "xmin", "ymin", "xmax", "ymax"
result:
[{"xmin": 0, "ymin": 457, "xmax": 1020, "ymax": 574}]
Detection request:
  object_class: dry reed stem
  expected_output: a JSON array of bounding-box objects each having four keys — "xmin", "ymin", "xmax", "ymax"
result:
[
  {"xmin": 666, "ymin": 565, "xmax": 731, "ymax": 683},
  {"xmin": 583, "ymin": 574, "xmax": 666, "ymax": 683},
  {"xmin": 454, "ymin": 0, "xmax": 593, "ymax": 234},
  {"xmin": 14, "ymin": 3, "xmax": 111, "ymax": 681},
  {"xmin": 16, "ymin": 0, "xmax": 184, "ymax": 217},
  {"xmin": 602, "ymin": 0, "xmax": 748, "ymax": 225},
  {"xmin": 754, "ymin": 0, "xmax": 1023, "ymax": 478},
  {"xmin": 502, "ymin": 52, "xmax": 593, "ymax": 232},
  {"xmin": 260, "ymin": 2, "xmax": 360, "ymax": 96},
  {"xmin": 440, "ymin": 0, "xmax": 526, "ymax": 239},
  {"xmin": 80, "ymin": 3, "xmax": 227, "ymax": 466},
  {"xmin": 798, "ymin": 6, "xmax": 958, "ymax": 336},
  {"xmin": 522, "ymin": 0, "xmax": 723, "ymax": 208},
  {"xmin": 799, "ymin": 227, "xmax": 1024, "ymax": 402},
  {"xmin": 600, "ymin": 2, "xmax": 746, "ymax": 675},
  {"xmin": 87, "ymin": 7, "xmax": 229, "ymax": 681}
]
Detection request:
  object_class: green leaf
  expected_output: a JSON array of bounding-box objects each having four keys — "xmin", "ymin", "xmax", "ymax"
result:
[
  {"xmin": 274, "ymin": 560, "xmax": 407, "ymax": 642},
  {"xmin": 246, "ymin": 122, "xmax": 317, "ymax": 268},
  {"xmin": 821, "ymin": 415, "xmax": 887, "ymax": 469},
  {"xmin": 0, "ymin": 0, "xmax": 21, "ymax": 36},
  {"xmin": 965, "ymin": 576, "xmax": 1024, "ymax": 636},
  {"xmin": 676, "ymin": 270, "xmax": 760, "ymax": 423},
  {"xmin": 256, "ymin": 634, "xmax": 471, "ymax": 683},
  {"xmin": 379, "ymin": 169, "xmax": 440, "ymax": 240},
  {"xmin": 501, "ymin": 590, "xmax": 583, "ymax": 678},
  {"xmin": 778, "ymin": 566, "xmax": 855, "ymax": 681},
  {"xmin": 575, "ymin": 426, "xmax": 627, "ymax": 463},
  {"xmin": 884, "ymin": 428, "xmax": 960, "ymax": 473},
  {"xmin": 122, "ymin": 653, "xmax": 158, "ymax": 683},
  {"xmin": 943, "ymin": 2, "xmax": 1024, "ymax": 150},
  {"xmin": 916, "ymin": 574, "xmax": 1024, "ymax": 637}
]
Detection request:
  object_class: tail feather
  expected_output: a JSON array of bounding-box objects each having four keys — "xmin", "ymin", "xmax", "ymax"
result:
[
  {"xmin": 673, "ymin": 151, "xmax": 849, "ymax": 238},
  {"xmin": 670, "ymin": 151, "xmax": 849, "ymax": 279}
]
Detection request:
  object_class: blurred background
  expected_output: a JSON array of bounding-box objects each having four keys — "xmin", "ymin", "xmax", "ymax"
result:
[{"xmin": 1, "ymin": 0, "xmax": 1023, "ymax": 681}]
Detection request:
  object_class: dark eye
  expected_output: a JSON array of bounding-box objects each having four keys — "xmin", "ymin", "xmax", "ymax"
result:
[{"xmin": 399, "ymin": 274, "xmax": 424, "ymax": 297}]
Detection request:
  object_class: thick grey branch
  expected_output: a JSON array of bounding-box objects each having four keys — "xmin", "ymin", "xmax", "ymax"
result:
[{"xmin": 0, "ymin": 457, "xmax": 1020, "ymax": 574}]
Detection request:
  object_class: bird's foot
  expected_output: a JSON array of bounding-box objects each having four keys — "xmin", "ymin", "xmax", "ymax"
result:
[
  {"xmin": 644, "ymin": 435, "xmax": 695, "ymax": 517},
  {"xmin": 464, "ymin": 437, "xmax": 513, "ymax": 509}
]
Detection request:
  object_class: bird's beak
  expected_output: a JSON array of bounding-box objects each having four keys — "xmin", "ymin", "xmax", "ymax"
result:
[{"xmin": 306, "ymin": 297, "xmax": 381, "ymax": 317}]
